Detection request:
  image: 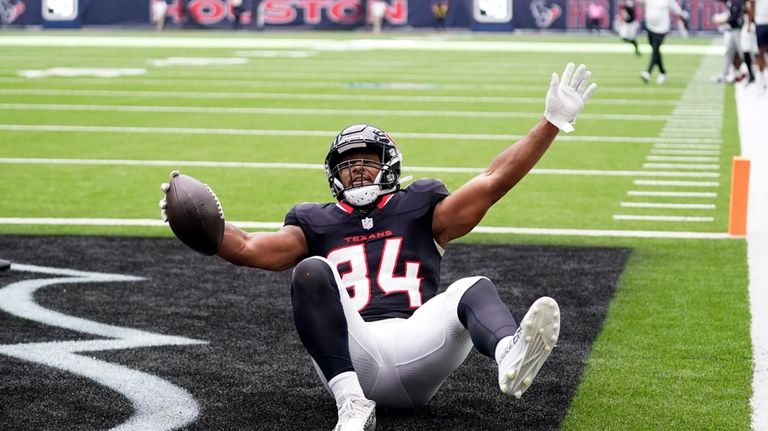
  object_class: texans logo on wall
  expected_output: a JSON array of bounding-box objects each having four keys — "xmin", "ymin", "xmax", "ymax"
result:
[
  {"xmin": 0, "ymin": 0, "xmax": 26, "ymax": 25},
  {"xmin": 529, "ymin": 0, "xmax": 563, "ymax": 28}
]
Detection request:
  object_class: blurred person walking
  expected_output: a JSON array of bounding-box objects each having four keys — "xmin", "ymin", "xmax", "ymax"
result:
[
  {"xmin": 713, "ymin": 0, "xmax": 756, "ymax": 83},
  {"xmin": 638, "ymin": 0, "xmax": 689, "ymax": 84},
  {"xmin": 617, "ymin": 0, "xmax": 641, "ymax": 55}
]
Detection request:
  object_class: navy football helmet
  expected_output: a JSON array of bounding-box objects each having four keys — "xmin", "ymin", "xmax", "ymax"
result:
[{"xmin": 324, "ymin": 124, "xmax": 402, "ymax": 207}]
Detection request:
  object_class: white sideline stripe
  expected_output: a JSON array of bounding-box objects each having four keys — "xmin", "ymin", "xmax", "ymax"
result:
[
  {"xmin": 0, "ymin": 88, "xmax": 678, "ymax": 107},
  {"xmin": 0, "ymin": 103, "xmax": 669, "ymax": 121},
  {"xmin": 620, "ymin": 202, "xmax": 716, "ymax": 209},
  {"xmin": 0, "ymin": 125, "xmax": 722, "ymax": 144},
  {"xmin": 0, "ymin": 264, "xmax": 207, "ymax": 431},
  {"xmin": 0, "ymin": 217, "xmax": 734, "ymax": 239},
  {"xmin": 735, "ymin": 83, "xmax": 768, "ymax": 431},
  {"xmin": 628, "ymin": 191, "xmax": 717, "ymax": 197},
  {"xmin": 613, "ymin": 215, "xmax": 715, "ymax": 222},
  {"xmin": 0, "ymin": 157, "xmax": 721, "ymax": 178},
  {"xmin": 633, "ymin": 179, "xmax": 720, "ymax": 187},
  {"xmin": 0, "ymin": 35, "xmax": 725, "ymax": 55}
]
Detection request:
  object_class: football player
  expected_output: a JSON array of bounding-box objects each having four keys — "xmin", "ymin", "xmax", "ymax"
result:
[{"xmin": 161, "ymin": 63, "xmax": 596, "ymax": 431}]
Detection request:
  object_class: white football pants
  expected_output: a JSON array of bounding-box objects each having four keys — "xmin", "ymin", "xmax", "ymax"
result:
[{"xmin": 308, "ymin": 256, "xmax": 480, "ymax": 409}]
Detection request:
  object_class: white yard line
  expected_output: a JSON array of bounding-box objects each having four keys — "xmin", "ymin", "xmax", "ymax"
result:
[
  {"xmin": 645, "ymin": 156, "xmax": 720, "ymax": 162},
  {"xmin": 612, "ymin": 215, "xmax": 714, "ymax": 222},
  {"xmin": 0, "ymin": 217, "xmax": 735, "ymax": 239},
  {"xmin": 0, "ymin": 102, "xmax": 670, "ymax": 122},
  {"xmin": 0, "ymin": 76, "xmax": 687, "ymax": 94},
  {"xmin": 0, "ymin": 125, "xmax": 722, "ymax": 144},
  {"xmin": 736, "ymin": 82, "xmax": 768, "ymax": 431},
  {"xmin": 650, "ymin": 149, "xmax": 721, "ymax": 155},
  {"xmin": 620, "ymin": 202, "xmax": 715, "ymax": 209},
  {"xmin": 633, "ymin": 179, "xmax": 720, "ymax": 187},
  {"xmin": 0, "ymin": 88, "xmax": 680, "ymax": 107},
  {"xmin": 0, "ymin": 35, "xmax": 726, "ymax": 55},
  {"xmin": 0, "ymin": 157, "xmax": 720, "ymax": 178},
  {"xmin": 627, "ymin": 191, "xmax": 717, "ymax": 197},
  {"xmin": 653, "ymin": 143, "xmax": 722, "ymax": 149},
  {"xmin": 642, "ymin": 163, "xmax": 720, "ymax": 170}
]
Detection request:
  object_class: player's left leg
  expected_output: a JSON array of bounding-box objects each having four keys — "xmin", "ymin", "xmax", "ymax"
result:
[
  {"xmin": 375, "ymin": 277, "xmax": 560, "ymax": 406},
  {"xmin": 291, "ymin": 257, "xmax": 376, "ymax": 431}
]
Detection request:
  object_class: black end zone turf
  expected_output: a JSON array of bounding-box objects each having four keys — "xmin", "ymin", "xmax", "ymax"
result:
[{"xmin": 0, "ymin": 235, "xmax": 629, "ymax": 431}]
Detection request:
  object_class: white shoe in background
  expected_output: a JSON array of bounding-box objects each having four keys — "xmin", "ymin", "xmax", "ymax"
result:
[{"xmin": 656, "ymin": 73, "xmax": 667, "ymax": 84}]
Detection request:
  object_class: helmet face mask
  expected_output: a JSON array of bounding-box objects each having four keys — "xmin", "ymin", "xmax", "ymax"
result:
[{"xmin": 324, "ymin": 124, "xmax": 402, "ymax": 207}]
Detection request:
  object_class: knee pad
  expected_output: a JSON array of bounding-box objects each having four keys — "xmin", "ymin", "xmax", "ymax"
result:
[{"xmin": 291, "ymin": 257, "xmax": 338, "ymax": 301}]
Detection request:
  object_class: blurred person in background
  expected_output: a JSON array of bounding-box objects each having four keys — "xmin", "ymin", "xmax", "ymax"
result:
[
  {"xmin": 432, "ymin": 0, "xmax": 449, "ymax": 30},
  {"xmin": 151, "ymin": 0, "xmax": 168, "ymax": 31},
  {"xmin": 617, "ymin": 0, "xmax": 641, "ymax": 55},
  {"xmin": 230, "ymin": 0, "xmax": 244, "ymax": 29},
  {"xmin": 638, "ymin": 0, "xmax": 689, "ymax": 84},
  {"xmin": 371, "ymin": 0, "xmax": 387, "ymax": 33},
  {"xmin": 586, "ymin": 0, "xmax": 607, "ymax": 33},
  {"xmin": 752, "ymin": 0, "xmax": 768, "ymax": 91},
  {"xmin": 712, "ymin": 0, "xmax": 756, "ymax": 84}
]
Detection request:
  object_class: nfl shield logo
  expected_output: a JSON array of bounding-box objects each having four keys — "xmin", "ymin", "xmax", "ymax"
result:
[{"xmin": 362, "ymin": 217, "xmax": 374, "ymax": 230}]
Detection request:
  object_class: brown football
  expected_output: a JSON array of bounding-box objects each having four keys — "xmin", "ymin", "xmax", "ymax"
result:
[{"xmin": 165, "ymin": 173, "xmax": 225, "ymax": 256}]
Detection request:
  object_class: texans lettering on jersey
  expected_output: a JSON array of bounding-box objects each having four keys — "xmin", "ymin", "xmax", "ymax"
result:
[{"xmin": 284, "ymin": 179, "xmax": 449, "ymax": 322}]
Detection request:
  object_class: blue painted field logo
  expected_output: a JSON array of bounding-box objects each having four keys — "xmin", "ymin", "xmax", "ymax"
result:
[{"xmin": 0, "ymin": 263, "xmax": 207, "ymax": 431}]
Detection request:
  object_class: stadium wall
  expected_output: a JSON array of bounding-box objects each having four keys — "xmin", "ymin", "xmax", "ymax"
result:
[{"xmin": 0, "ymin": 0, "xmax": 725, "ymax": 32}]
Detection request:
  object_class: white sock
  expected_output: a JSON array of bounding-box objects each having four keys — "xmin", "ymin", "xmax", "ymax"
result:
[
  {"xmin": 329, "ymin": 371, "xmax": 365, "ymax": 402},
  {"xmin": 494, "ymin": 335, "xmax": 515, "ymax": 364}
]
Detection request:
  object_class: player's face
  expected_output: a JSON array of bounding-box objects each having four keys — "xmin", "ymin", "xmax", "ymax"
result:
[{"xmin": 338, "ymin": 151, "xmax": 382, "ymax": 188}]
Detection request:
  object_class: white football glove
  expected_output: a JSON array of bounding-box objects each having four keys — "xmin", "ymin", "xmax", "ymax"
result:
[
  {"xmin": 159, "ymin": 170, "xmax": 180, "ymax": 222},
  {"xmin": 544, "ymin": 63, "xmax": 597, "ymax": 133}
]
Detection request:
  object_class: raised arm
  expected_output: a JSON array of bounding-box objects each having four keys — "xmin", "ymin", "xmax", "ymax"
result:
[
  {"xmin": 432, "ymin": 63, "xmax": 597, "ymax": 248},
  {"xmin": 217, "ymin": 223, "xmax": 308, "ymax": 271}
]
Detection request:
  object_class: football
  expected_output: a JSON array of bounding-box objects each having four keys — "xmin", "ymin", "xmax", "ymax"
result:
[{"xmin": 164, "ymin": 173, "xmax": 225, "ymax": 256}]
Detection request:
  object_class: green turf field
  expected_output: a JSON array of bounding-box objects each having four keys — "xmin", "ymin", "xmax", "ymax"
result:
[{"xmin": 0, "ymin": 31, "xmax": 751, "ymax": 430}]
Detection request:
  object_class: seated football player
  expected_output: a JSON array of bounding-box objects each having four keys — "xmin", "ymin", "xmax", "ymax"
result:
[{"xmin": 161, "ymin": 63, "xmax": 597, "ymax": 431}]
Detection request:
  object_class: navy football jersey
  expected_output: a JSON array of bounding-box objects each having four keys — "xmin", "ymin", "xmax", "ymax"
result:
[{"xmin": 284, "ymin": 179, "xmax": 449, "ymax": 322}]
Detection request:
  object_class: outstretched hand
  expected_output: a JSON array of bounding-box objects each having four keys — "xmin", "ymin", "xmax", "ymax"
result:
[{"xmin": 544, "ymin": 63, "xmax": 597, "ymax": 133}]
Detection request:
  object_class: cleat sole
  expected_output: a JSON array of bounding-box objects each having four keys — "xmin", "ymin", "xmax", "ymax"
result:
[{"xmin": 498, "ymin": 296, "xmax": 561, "ymax": 399}]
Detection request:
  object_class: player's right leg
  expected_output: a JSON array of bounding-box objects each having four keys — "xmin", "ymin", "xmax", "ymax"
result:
[
  {"xmin": 291, "ymin": 257, "xmax": 376, "ymax": 431},
  {"xmin": 495, "ymin": 297, "xmax": 560, "ymax": 399}
]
